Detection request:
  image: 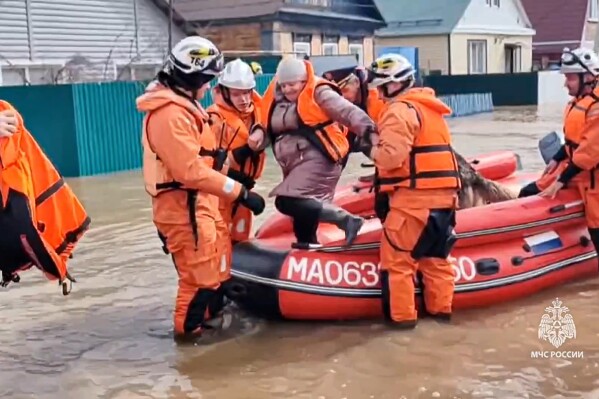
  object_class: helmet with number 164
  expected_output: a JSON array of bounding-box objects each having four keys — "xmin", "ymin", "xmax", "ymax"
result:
[{"xmin": 165, "ymin": 35, "xmax": 225, "ymax": 90}]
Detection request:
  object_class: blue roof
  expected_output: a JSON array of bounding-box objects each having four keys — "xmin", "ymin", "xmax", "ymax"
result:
[{"xmin": 373, "ymin": 0, "xmax": 471, "ymax": 36}]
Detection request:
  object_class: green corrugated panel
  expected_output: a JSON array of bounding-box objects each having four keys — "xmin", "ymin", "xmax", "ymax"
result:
[
  {"xmin": 424, "ymin": 73, "xmax": 538, "ymax": 106},
  {"xmin": 0, "ymin": 84, "xmax": 80, "ymax": 177},
  {"xmin": 255, "ymin": 74, "xmax": 274, "ymax": 95},
  {"xmin": 72, "ymin": 82, "xmax": 146, "ymax": 176}
]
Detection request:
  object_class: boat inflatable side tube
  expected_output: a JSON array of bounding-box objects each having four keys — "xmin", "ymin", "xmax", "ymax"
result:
[{"xmin": 224, "ymin": 241, "xmax": 290, "ymax": 319}]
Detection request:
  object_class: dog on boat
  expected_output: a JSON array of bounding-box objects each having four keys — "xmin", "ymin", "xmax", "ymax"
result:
[{"xmin": 454, "ymin": 150, "xmax": 518, "ymax": 209}]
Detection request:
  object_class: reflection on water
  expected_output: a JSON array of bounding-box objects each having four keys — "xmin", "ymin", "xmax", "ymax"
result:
[{"xmin": 1, "ymin": 105, "xmax": 598, "ymax": 399}]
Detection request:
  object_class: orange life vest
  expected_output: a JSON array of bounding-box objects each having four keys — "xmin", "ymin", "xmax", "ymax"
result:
[
  {"xmin": 263, "ymin": 60, "xmax": 349, "ymax": 163},
  {"xmin": 142, "ymin": 91, "xmax": 221, "ymax": 197},
  {"xmin": 0, "ymin": 100, "xmax": 90, "ymax": 292},
  {"xmin": 563, "ymin": 87, "xmax": 599, "ymax": 158},
  {"xmin": 375, "ymin": 95, "xmax": 461, "ymax": 192},
  {"xmin": 207, "ymin": 90, "xmax": 266, "ymax": 181},
  {"xmin": 365, "ymin": 88, "xmax": 385, "ymax": 123}
]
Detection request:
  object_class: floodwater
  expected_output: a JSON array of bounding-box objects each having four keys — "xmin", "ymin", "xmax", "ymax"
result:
[{"xmin": 1, "ymin": 105, "xmax": 599, "ymax": 399}]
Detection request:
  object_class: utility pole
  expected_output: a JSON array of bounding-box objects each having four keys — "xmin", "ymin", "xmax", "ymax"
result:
[{"xmin": 168, "ymin": 0, "xmax": 173, "ymax": 53}]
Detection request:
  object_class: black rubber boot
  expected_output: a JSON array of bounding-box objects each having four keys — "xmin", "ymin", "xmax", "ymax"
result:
[
  {"xmin": 318, "ymin": 205, "xmax": 364, "ymax": 246},
  {"xmin": 589, "ymin": 228, "xmax": 599, "ymax": 270}
]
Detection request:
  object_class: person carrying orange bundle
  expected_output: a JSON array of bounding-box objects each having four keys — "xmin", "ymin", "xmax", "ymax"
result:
[
  {"xmin": 208, "ymin": 59, "xmax": 266, "ymax": 246},
  {"xmin": 532, "ymin": 47, "xmax": 599, "ymax": 257},
  {"xmin": 248, "ymin": 57, "xmax": 378, "ymax": 248},
  {"xmin": 0, "ymin": 100, "xmax": 90, "ymax": 294},
  {"xmin": 322, "ymin": 66, "xmax": 385, "ymax": 168},
  {"xmin": 366, "ymin": 54, "xmax": 461, "ymax": 329},
  {"xmin": 136, "ymin": 36, "xmax": 266, "ymax": 341}
]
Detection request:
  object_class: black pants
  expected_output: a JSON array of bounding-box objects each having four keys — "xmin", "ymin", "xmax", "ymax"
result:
[
  {"xmin": 275, "ymin": 196, "xmax": 322, "ymax": 244},
  {"xmin": 518, "ymin": 181, "xmax": 541, "ymax": 198}
]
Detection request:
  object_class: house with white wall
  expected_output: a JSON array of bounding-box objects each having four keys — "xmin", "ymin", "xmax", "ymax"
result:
[
  {"xmin": 0, "ymin": 0, "xmax": 185, "ymax": 86},
  {"xmin": 374, "ymin": 0, "xmax": 536, "ymax": 75}
]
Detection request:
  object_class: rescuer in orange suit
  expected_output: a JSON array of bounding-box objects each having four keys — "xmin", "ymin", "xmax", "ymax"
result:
[
  {"xmin": 322, "ymin": 66, "xmax": 386, "ymax": 169},
  {"xmin": 136, "ymin": 36, "xmax": 266, "ymax": 341},
  {"xmin": 0, "ymin": 100, "xmax": 90, "ymax": 294},
  {"xmin": 366, "ymin": 54, "xmax": 461, "ymax": 329},
  {"xmin": 532, "ymin": 47, "xmax": 599, "ymax": 257},
  {"xmin": 207, "ymin": 58, "xmax": 267, "ymax": 282}
]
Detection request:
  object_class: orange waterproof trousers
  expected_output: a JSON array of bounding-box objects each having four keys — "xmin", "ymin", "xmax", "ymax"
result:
[
  {"xmin": 156, "ymin": 215, "xmax": 230, "ymax": 336},
  {"xmin": 215, "ymin": 213, "xmax": 232, "ymax": 283},
  {"xmin": 380, "ymin": 207, "xmax": 456, "ymax": 324}
]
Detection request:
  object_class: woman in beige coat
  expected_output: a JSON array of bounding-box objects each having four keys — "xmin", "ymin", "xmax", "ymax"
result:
[{"xmin": 249, "ymin": 58, "xmax": 378, "ymax": 248}]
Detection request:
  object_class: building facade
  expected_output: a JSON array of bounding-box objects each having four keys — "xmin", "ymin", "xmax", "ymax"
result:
[
  {"xmin": 374, "ymin": 0, "xmax": 535, "ymax": 75},
  {"xmin": 0, "ymin": 0, "xmax": 184, "ymax": 86},
  {"xmin": 170, "ymin": 0, "xmax": 385, "ymax": 67}
]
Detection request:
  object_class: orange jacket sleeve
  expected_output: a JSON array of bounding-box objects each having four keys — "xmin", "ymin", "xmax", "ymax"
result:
[
  {"xmin": 147, "ymin": 105, "xmax": 242, "ymax": 202},
  {"xmin": 572, "ymin": 101, "xmax": 599, "ymax": 171},
  {"xmin": 372, "ymin": 101, "xmax": 420, "ymax": 171}
]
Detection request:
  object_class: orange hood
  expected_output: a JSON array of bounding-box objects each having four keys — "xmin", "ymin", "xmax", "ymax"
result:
[
  {"xmin": 136, "ymin": 82, "xmax": 207, "ymax": 118},
  {"xmin": 398, "ymin": 87, "xmax": 452, "ymax": 116}
]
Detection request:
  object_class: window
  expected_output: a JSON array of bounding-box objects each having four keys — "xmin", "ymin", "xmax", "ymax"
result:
[
  {"xmin": 293, "ymin": 33, "xmax": 312, "ymax": 57},
  {"xmin": 348, "ymin": 37, "xmax": 364, "ymax": 65},
  {"xmin": 323, "ymin": 43, "xmax": 338, "ymax": 55},
  {"xmin": 504, "ymin": 45, "xmax": 522, "ymax": 73},
  {"xmin": 293, "ymin": 42, "xmax": 311, "ymax": 57},
  {"xmin": 468, "ymin": 40, "xmax": 487, "ymax": 74},
  {"xmin": 322, "ymin": 34, "xmax": 339, "ymax": 55},
  {"xmin": 349, "ymin": 44, "xmax": 364, "ymax": 65},
  {"xmin": 589, "ymin": 0, "xmax": 598, "ymax": 20}
]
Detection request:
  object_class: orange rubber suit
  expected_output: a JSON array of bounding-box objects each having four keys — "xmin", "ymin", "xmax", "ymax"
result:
[
  {"xmin": 555, "ymin": 88, "xmax": 599, "ymax": 253},
  {"xmin": 207, "ymin": 90, "xmax": 266, "ymax": 268},
  {"xmin": 372, "ymin": 88, "xmax": 461, "ymax": 328},
  {"xmin": 136, "ymin": 85, "xmax": 244, "ymax": 337},
  {"xmin": 519, "ymin": 89, "xmax": 599, "ymax": 197},
  {"xmin": 0, "ymin": 100, "xmax": 90, "ymax": 293}
]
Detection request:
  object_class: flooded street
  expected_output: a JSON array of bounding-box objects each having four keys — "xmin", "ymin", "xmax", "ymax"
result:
[{"xmin": 1, "ymin": 105, "xmax": 599, "ymax": 399}]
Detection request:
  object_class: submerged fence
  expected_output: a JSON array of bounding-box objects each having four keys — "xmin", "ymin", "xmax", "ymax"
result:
[{"xmin": 0, "ymin": 74, "xmax": 494, "ymax": 177}]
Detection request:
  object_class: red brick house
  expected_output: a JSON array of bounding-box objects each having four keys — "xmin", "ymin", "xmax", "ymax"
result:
[{"xmin": 521, "ymin": 0, "xmax": 598, "ymax": 70}]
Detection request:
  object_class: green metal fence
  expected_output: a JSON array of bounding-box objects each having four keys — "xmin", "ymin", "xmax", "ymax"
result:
[
  {"xmin": 424, "ymin": 72, "xmax": 538, "ymax": 106},
  {"xmin": 0, "ymin": 73, "xmax": 501, "ymax": 177}
]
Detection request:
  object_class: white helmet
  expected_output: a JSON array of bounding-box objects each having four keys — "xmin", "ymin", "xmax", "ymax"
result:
[
  {"xmin": 560, "ymin": 47, "xmax": 599, "ymax": 76},
  {"xmin": 218, "ymin": 59, "xmax": 256, "ymax": 90},
  {"xmin": 167, "ymin": 36, "xmax": 224, "ymax": 76},
  {"xmin": 368, "ymin": 54, "xmax": 416, "ymax": 89}
]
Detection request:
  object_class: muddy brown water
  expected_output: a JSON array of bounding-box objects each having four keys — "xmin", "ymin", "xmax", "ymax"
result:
[{"xmin": 1, "ymin": 105, "xmax": 598, "ymax": 399}]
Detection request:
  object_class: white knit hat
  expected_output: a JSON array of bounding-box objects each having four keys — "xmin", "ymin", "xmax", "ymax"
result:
[{"xmin": 276, "ymin": 58, "xmax": 308, "ymax": 83}]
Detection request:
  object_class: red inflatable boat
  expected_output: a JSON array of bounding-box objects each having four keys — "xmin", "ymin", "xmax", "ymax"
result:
[{"xmin": 225, "ymin": 150, "xmax": 598, "ymax": 320}]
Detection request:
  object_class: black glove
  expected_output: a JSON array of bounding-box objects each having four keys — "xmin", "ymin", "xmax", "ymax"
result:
[
  {"xmin": 374, "ymin": 192, "xmax": 390, "ymax": 222},
  {"xmin": 356, "ymin": 127, "xmax": 379, "ymax": 157},
  {"xmin": 237, "ymin": 186, "xmax": 265, "ymax": 216},
  {"xmin": 227, "ymin": 168, "xmax": 256, "ymax": 190},
  {"xmin": 231, "ymin": 144, "xmax": 254, "ymax": 165}
]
